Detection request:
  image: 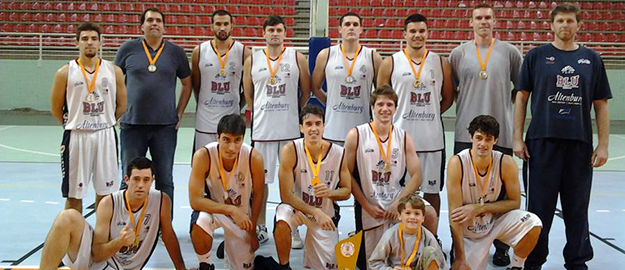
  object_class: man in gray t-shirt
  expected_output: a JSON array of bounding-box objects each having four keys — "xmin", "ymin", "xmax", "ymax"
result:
[
  {"xmin": 450, "ymin": 3, "xmax": 522, "ymax": 157},
  {"xmin": 114, "ymin": 8, "xmax": 192, "ymax": 211},
  {"xmin": 448, "ymin": 3, "xmax": 522, "ymax": 266}
]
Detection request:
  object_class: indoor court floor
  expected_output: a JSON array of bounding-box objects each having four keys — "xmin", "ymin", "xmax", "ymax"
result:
[{"xmin": 1, "ymin": 123, "xmax": 624, "ymax": 270}]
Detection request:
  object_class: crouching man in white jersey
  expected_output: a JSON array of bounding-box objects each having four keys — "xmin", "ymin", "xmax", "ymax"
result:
[
  {"xmin": 344, "ymin": 85, "xmax": 437, "ymax": 270},
  {"xmin": 39, "ymin": 157, "xmax": 187, "ymax": 270},
  {"xmin": 258, "ymin": 105, "xmax": 352, "ymax": 270},
  {"xmin": 189, "ymin": 114, "xmax": 265, "ymax": 270},
  {"xmin": 448, "ymin": 115, "xmax": 542, "ymax": 270}
]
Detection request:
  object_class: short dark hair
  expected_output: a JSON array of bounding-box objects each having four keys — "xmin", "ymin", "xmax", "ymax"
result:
[
  {"xmin": 76, "ymin": 22, "xmax": 101, "ymax": 42},
  {"xmin": 339, "ymin": 12, "xmax": 362, "ymax": 26},
  {"xmin": 126, "ymin": 157, "xmax": 155, "ymax": 177},
  {"xmin": 550, "ymin": 3, "xmax": 581, "ymax": 23},
  {"xmin": 370, "ymin": 84, "xmax": 398, "ymax": 108},
  {"xmin": 404, "ymin": 13, "xmax": 428, "ymax": 30},
  {"xmin": 217, "ymin": 114, "xmax": 247, "ymax": 136},
  {"xmin": 468, "ymin": 115, "xmax": 500, "ymax": 139},
  {"xmin": 263, "ymin": 15, "xmax": 286, "ymax": 30},
  {"xmin": 141, "ymin": 7, "xmax": 165, "ymax": 25},
  {"xmin": 300, "ymin": 104, "xmax": 325, "ymax": 123},
  {"xmin": 398, "ymin": 194, "xmax": 426, "ymax": 214},
  {"xmin": 473, "ymin": 2, "xmax": 494, "ymax": 11},
  {"xmin": 212, "ymin": 9, "xmax": 233, "ymax": 24}
]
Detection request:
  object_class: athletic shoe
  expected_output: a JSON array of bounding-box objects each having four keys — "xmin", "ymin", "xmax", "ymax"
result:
[
  {"xmin": 254, "ymin": 255, "xmax": 291, "ymax": 270},
  {"xmin": 506, "ymin": 267, "xmax": 523, "ymax": 270},
  {"xmin": 257, "ymin": 225, "xmax": 269, "ymax": 244},
  {"xmin": 291, "ymin": 228, "xmax": 304, "ymax": 249},
  {"xmin": 216, "ymin": 241, "xmax": 225, "ymax": 259},
  {"xmin": 493, "ymin": 247, "xmax": 511, "ymax": 266},
  {"xmin": 199, "ymin": 262, "xmax": 215, "ymax": 270}
]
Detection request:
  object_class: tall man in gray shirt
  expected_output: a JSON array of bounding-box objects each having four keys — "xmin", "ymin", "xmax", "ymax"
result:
[
  {"xmin": 448, "ymin": 2, "xmax": 523, "ymax": 266},
  {"xmin": 114, "ymin": 8, "xmax": 192, "ymax": 210}
]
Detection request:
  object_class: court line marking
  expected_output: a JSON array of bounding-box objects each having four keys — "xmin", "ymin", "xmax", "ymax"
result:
[
  {"xmin": 0, "ymin": 125, "xmax": 16, "ymax": 132},
  {"xmin": 0, "ymin": 198, "xmax": 10, "ymax": 201},
  {"xmin": 596, "ymin": 210, "xmax": 611, "ymax": 213},
  {"xmin": 20, "ymin": 200, "xmax": 34, "ymax": 203},
  {"xmin": 607, "ymin": 155, "xmax": 625, "ymax": 161},
  {"xmin": 0, "ymin": 143, "xmax": 57, "ymax": 157},
  {"xmin": 44, "ymin": 202, "xmax": 59, "ymax": 205}
]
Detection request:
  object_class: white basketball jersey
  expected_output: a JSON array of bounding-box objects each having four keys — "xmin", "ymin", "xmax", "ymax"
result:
[
  {"xmin": 324, "ymin": 45, "xmax": 375, "ymax": 142},
  {"xmin": 355, "ymin": 123, "xmax": 407, "ymax": 229},
  {"xmin": 457, "ymin": 149, "xmax": 505, "ymax": 238},
  {"xmin": 64, "ymin": 59, "xmax": 117, "ymax": 130},
  {"xmin": 205, "ymin": 142, "xmax": 253, "ymax": 216},
  {"xmin": 292, "ymin": 139, "xmax": 344, "ymax": 218},
  {"xmin": 251, "ymin": 48, "xmax": 300, "ymax": 141},
  {"xmin": 391, "ymin": 51, "xmax": 444, "ymax": 151},
  {"xmin": 196, "ymin": 41, "xmax": 245, "ymax": 133},
  {"xmin": 110, "ymin": 190, "xmax": 161, "ymax": 270}
]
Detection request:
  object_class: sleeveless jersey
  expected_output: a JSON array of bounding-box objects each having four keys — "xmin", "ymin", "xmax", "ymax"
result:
[
  {"xmin": 196, "ymin": 41, "xmax": 245, "ymax": 133},
  {"xmin": 205, "ymin": 142, "xmax": 253, "ymax": 216},
  {"xmin": 110, "ymin": 190, "xmax": 161, "ymax": 270},
  {"xmin": 391, "ymin": 51, "xmax": 444, "ymax": 151},
  {"xmin": 324, "ymin": 45, "xmax": 375, "ymax": 142},
  {"xmin": 292, "ymin": 138, "xmax": 344, "ymax": 218},
  {"xmin": 355, "ymin": 123, "xmax": 407, "ymax": 229},
  {"xmin": 250, "ymin": 47, "xmax": 300, "ymax": 141},
  {"xmin": 457, "ymin": 149, "xmax": 505, "ymax": 238},
  {"xmin": 64, "ymin": 59, "xmax": 117, "ymax": 130}
]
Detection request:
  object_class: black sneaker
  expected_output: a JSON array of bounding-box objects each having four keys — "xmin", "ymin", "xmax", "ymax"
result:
[
  {"xmin": 254, "ymin": 255, "xmax": 291, "ymax": 270},
  {"xmin": 506, "ymin": 267, "xmax": 523, "ymax": 270},
  {"xmin": 199, "ymin": 262, "xmax": 215, "ymax": 270},
  {"xmin": 216, "ymin": 241, "xmax": 225, "ymax": 259},
  {"xmin": 493, "ymin": 247, "xmax": 511, "ymax": 266}
]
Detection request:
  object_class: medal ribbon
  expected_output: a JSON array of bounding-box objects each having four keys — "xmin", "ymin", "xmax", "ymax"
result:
[
  {"xmin": 305, "ymin": 143, "xmax": 323, "ymax": 186},
  {"xmin": 403, "ymin": 49, "xmax": 428, "ymax": 83},
  {"xmin": 264, "ymin": 48, "xmax": 285, "ymax": 82},
  {"xmin": 474, "ymin": 38, "xmax": 495, "ymax": 72},
  {"xmin": 370, "ymin": 122, "xmax": 393, "ymax": 169},
  {"xmin": 124, "ymin": 190, "xmax": 148, "ymax": 246},
  {"xmin": 340, "ymin": 44, "xmax": 362, "ymax": 78},
  {"xmin": 470, "ymin": 151, "xmax": 493, "ymax": 202},
  {"xmin": 398, "ymin": 224, "xmax": 422, "ymax": 268},
  {"xmin": 77, "ymin": 58, "xmax": 101, "ymax": 94},
  {"xmin": 141, "ymin": 39, "xmax": 165, "ymax": 68},
  {"xmin": 218, "ymin": 148, "xmax": 239, "ymax": 193},
  {"xmin": 213, "ymin": 40, "xmax": 232, "ymax": 72}
]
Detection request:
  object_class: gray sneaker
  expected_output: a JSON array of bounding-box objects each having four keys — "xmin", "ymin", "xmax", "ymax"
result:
[
  {"xmin": 256, "ymin": 225, "xmax": 269, "ymax": 244},
  {"xmin": 291, "ymin": 228, "xmax": 304, "ymax": 249}
]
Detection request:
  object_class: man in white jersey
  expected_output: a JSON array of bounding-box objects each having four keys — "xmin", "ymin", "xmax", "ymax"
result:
[
  {"xmin": 39, "ymin": 157, "xmax": 187, "ymax": 270},
  {"xmin": 258, "ymin": 105, "xmax": 350, "ymax": 270},
  {"xmin": 191, "ymin": 10, "xmax": 252, "ymax": 151},
  {"xmin": 377, "ymin": 13, "xmax": 454, "ymax": 237},
  {"xmin": 449, "ymin": 4, "xmax": 524, "ymax": 264},
  {"xmin": 188, "ymin": 114, "xmax": 265, "ymax": 270},
  {"xmin": 447, "ymin": 115, "xmax": 541, "ymax": 270},
  {"xmin": 243, "ymin": 15, "xmax": 311, "ymax": 244},
  {"xmin": 344, "ymin": 85, "xmax": 435, "ymax": 270},
  {"xmin": 311, "ymin": 12, "xmax": 382, "ymax": 146},
  {"xmin": 50, "ymin": 22, "xmax": 127, "ymax": 213}
]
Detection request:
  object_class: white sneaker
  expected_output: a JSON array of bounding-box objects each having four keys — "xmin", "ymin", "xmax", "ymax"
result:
[
  {"xmin": 291, "ymin": 228, "xmax": 304, "ymax": 249},
  {"xmin": 256, "ymin": 225, "xmax": 269, "ymax": 245}
]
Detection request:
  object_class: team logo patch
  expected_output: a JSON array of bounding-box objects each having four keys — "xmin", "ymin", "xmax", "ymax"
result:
[
  {"xmin": 340, "ymin": 242, "xmax": 355, "ymax": 257},
  {"xmin": 561, "ymin": 65, "xmax": 576, "ymax": 74},
  {"xmin": 558, "ymin": 108, "xmax": 571, "ymax": 115},
  {"xmin": 577, "ymin": 58, "xmax": 590, "ymax": 65},
  {"xmin": 546, "ymin": 56, "xmax": 555, "ymax": 62},
  {"xmin": 101, "ymin": 77, "xmax": 109, "ymax": 88}
]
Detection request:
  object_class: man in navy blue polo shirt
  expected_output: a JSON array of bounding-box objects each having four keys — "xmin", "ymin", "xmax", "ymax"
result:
[
  {"xmin": 514, "ymin": 3, "xmax": 611, "ymax": 270},
  {"xmin": 114, "ymin": 7, "xmax": 192, "ymax": 211}
]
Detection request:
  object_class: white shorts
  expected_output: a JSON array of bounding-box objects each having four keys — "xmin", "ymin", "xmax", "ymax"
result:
[
  {"xmin": 275, "ymin": 204, "xmax": 339, "ymax": 270},
  {"xmin": 405, "ymin": 150, "xmax": 444, "ymax": 194},
  {"xmin": 194, "ymin": 131, "xmax": 218, "ymax": 152},
  {"xmin": 62, "ymin": 223, "xmax": 117, "ymax": 270},
  {"xmin": 192, "ymin": 211, "xmax": 254, "ymax": 270},
  {"xmin": 463, "ymin": 210, "xmax": 543, "ymax": 270},
  {"xmin": 61, "ymin": 127, "xmax": 119, "ymax": 199},
  {"xmin": 253, "ymin": 140, "xmax": 291, "ymax": 184}
]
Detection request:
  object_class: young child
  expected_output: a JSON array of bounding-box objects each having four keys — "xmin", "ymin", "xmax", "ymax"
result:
[{"xmin": 369, "ymin": 194, "xmax": 446, "ymax": 270}]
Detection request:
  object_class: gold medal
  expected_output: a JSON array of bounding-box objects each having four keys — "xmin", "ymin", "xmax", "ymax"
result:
[
  {"xmin": 124, "ymin": 191, "xmax": 148, "ymax": 249},
  {"xmin": 345, "ymin": 75, "xmax": 355, "ymax": 84},
  {"xmin": 213, "ymin": 40, "xmax": 232, "ymax": 78},
  {"xmin": 305, "ymin": 142, "xmax": 323, "ymax": 186},
  {"xmin": 77, "ymin": 58, "xmax": 101, "ymax": 97},
  {"xmin": 413, "ymin": 79, "xmax": 422, "ymax": 88},
  {"xmin": 370, "ymin": 122, "xmax": 393, "ymax": 173},
  {"xmin": 474, "ymin": 39, "xmax": 495, "ymax": 81},
  {"xmin": 471, "ymin": 150, "xmax": 493, "ymax": 206},
  {"xmin": 383, "ymin": 161, "xmax": 390, "ymax": 172},
  {"xmin": 142, "ymin": 39, "xmax": 164, "ymax": 74},
  {"xmin": 478, "ymin": 70, "xmax": 488, "ymax": 80},
  {"xmin": 134, "ymin": 236, "xmax": 140, "ymax": 247},
  {"xmin": 219, "ymin": 69, "xmax": 227, "ymax": 77},
  {"xmin": 340, "ymin": 44, "xmax": 362, "ymax": 85},
  {"xmin": 265, "ymin": 48, "xmax": 285, "ymax": 87},
  {"xmin": 398, "ymin": 224, "xmax": 422, "ymax": 269},
  {"xmin": 218, "ymin": 147, "xmax": 239, "ymax": 195}
]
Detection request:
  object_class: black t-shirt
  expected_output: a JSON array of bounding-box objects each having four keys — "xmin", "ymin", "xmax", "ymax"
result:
[{"xmin": 518, "ymin": 44, "xmax": 612, "ymax": 144}]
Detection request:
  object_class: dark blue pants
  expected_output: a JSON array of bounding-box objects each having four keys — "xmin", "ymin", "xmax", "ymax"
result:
[
  {"xmin": 524, "ymin": 138, "xmax": 594, "ymax": 270},
  {"xmin": 120, "ymin": 123, "xmax": 177, "ymax": 212}
]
